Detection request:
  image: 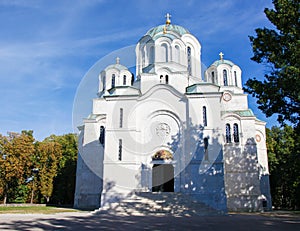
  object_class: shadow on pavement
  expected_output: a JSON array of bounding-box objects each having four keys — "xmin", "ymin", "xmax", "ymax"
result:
[{"xmin": 0, "ymin": 211, "xmax": 299, "ymax": 230}]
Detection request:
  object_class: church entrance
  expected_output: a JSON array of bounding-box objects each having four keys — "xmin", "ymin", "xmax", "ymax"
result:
[{"xmin": 152, "ymin": 164, "xmax": 174, "ymax": 192}]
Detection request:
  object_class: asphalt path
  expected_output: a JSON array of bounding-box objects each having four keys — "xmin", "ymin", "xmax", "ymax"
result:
[{"xmin": 0, "ymin": 211, "xmax": 299, "ymax": 230}]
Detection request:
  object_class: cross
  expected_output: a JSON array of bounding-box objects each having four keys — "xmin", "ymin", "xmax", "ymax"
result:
[
  {"xmin": 116, "ymin": 57, "xmax": 120, "ymax": 64},
  {"xmin": 165, "ymin": 13, "xmax": 171, "ymax": 24},
  {"xmin": 219, "ymin": 52, "xmax": 224, "ymax": 60}
]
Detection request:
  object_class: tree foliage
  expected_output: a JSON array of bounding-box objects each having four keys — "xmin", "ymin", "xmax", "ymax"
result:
[
  {"xmin": 0, "ymin": 131, "xmax": 34, "ymax": 204},
  {"xmin": 47, "ymin": 134, "xmax": 78, "ymax": 205},
  {"xmin": 0, "ymin": 131, "xmax": 78, "ymax": 205},
  {"xmin": 35, "ymin": 140, "xmax": 62, "ymax": 202},
  {"xmin": 245, "ymin": 0, "xmax": 300, "ymax": 127},
  {"xmin": 267, "ymin": 126, "xmax": 300, "ymax": 209}
]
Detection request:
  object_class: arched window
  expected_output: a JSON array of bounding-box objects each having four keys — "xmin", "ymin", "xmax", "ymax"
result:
[
  {"xmin": 233, "ymin": 123, "xmax": 239, "ymax": 143},
  {"xmin": 141, "ymin": 48, "xmax": 146, "ymax": 67},
  {"xmin": 112, "ymin": 74, "xmax": 115, "ymax": 88},
  {"xmin": 118, "ymin": 139, "xmax": 122, "ymax": 161},
  {"xmin": 149, "ymin": 46, "xmax": 155, "ymax": 65},
  {"xmin": 131, "ymin": 73, "xmax": 134, "ymax": 85},
  {"xmin": 99, "ymin": 126, "xmax": 105, "ymax": 146},
  {"xmin": 203, "ymin": 106, "xmax": 207, "ymax": 126},
  {"xmin": 187, "ymin": 46, "xmax": 192, "ymax": 75},
  {"xmin": 226, "ymin": 123, "xmax": 231, "ymax": 143},
  {"xmin": 160, "ymin": 75, "xmax": 163, "ymax": 83},
  {"xmin": 123, "ymin": 75, "xmax": 126, "ymax": 85},
  {"xmin": 103, "ymin": 75, "xmax": 106, "ymax": 90},
  {"xmin": 223, "ymin": 70, "xmax": 228, "ymax": 86},
  {"xmin": 165, "ymin": 75, "xmax": 169, "ymax": 84},
  {"xmin": 212, "ymin": 72, "xmax": 215, "ymax": 84},
  {"xmin": 174, "ymin": 45, "xmax": 180, "ymax": 63},
  {"xmin": 119, "ymin": 108, "xmax": 123, "ymax": 128},
  {"xmin": 204, "ymin": 137, "xmax": 209, "ymax": 161},
  {"xmin": 234, "ymin": 71, "xmax": 238, "ymax": 87},
  {"xmin": 161, "ymin": 43, "xmax": 168, "ymax": 62}
]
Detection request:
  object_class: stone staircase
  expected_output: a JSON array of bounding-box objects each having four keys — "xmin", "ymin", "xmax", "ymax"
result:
[{"xmin": 95, "ymin": 192, "xmax": 225, "ymax": 216}]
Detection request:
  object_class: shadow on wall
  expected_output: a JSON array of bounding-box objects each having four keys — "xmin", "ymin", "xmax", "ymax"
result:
[
  {"xmin": 74, "ymin": 140, "xmax": 104, "ymax": 210},
  {"xmin": 164, "ymin": 117, "xmax": 228, "ymax": 212},
  {"xmin": 75, "ymin": 110, "xmax": 270, "ymax": 212},
  {"xmin": 223, "ymin": 137, "xmax": 271, "ymax": 211}
]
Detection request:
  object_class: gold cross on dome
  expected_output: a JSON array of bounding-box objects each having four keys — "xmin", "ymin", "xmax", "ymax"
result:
[
  {"xmin": 165, "ymin": 13, "xmax": 171, "ymax": 25},
  {"xmin": 219, "ymin": 52, "xmax": 224, "ymax": 60}
]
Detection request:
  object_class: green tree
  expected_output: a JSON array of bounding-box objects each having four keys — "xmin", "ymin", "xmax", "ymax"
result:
[
  {"xmin": 267, "ymin": 126, "xmax": 300, "ymax": 209},
  {"xmin": 35, "ymin": 140, "xmax": 62, "ymax": 203},
  {"xmin": 245, "ymin": 0, "xmax": 300, "ymax": 127},
  {"xmin": 0, "ymin": 131, "xmax": 35, "ymax": 204},
  {"xmin": 48, "ymin": 134, "xmax": 78, "ymax": 205}
]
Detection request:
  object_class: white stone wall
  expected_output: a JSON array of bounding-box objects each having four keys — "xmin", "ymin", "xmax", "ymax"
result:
[{"xmin": 74, "ymin": 21, "xmax": 271, "ymax": 212}]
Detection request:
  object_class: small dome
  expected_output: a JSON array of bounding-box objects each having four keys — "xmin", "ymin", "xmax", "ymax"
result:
[
  {"xmin": 211, "ymin": 59, "xmax": 235, "ymax": 67},
  {"xmin": 104, "ymin": 63, "xmax": 128, "ymax": 71},
  {"xmin": 145, "ymin": 24, "xmax": 190, "ymax": 40}
]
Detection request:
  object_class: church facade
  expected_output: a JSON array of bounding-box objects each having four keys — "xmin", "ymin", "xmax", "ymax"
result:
[{"xmin": 74, "ymin": 15, "xmax": 272, "ymax": 212}]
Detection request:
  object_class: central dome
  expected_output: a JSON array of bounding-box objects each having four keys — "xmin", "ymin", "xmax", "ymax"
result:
[
  {"xmin": 136, "ymin": 14, "xmax": 201, "ymax": 78},
  {"xmin": 145, "ymin": 24, "xmax": 190, "ymax": 40}
]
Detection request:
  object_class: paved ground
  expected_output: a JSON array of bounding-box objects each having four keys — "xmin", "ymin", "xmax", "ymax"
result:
[{"xmin": 0, "ymin": 211, "xmax": 299, "ymax": 230}]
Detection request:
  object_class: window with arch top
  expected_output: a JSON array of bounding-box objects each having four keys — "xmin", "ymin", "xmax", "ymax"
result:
[
  {"xmin": 223, "ymin": 70, "xmax": 228, "ymax": 86},
  {"xmin": 119, "ymin": 108, "xmax": 123, "ymax": 128},
  {"xmin": 118, "ymin": 139, "xmax": 122, "ymax": 161},
  {"xmin": 112, "ymin": 74, "xmax": 115, "ymax": 88},
  {"xmin": 226, "ymin": 123, "xmax": 231, "ymax": 143},
  {"xmin": 123, "ymin": 75, "xmax": 126, "ymax": 85},
  {"xmin": 174, "ymin": 45, "xmax": 180, "ymax": 63},
  {"xmin": 187, "ymin": 46, "xmax": 192, "ymax": 75},
  {"xmin": 160, "ymin": 43, "xmax": 168, "ymax": 62},
  {"xmin": 149, "ymin": 46, "xmax": 155, "ymax": 65},
  {"xmin": 234, "ymin": 71, "xmax": 238, "ymax": 87},
  {"xmin": 204, "ymin": 137, "xmax": 209, "ymax": 161},
  {"xmin": 99, "ymin": 126, "xmax": 105, "ymax": 146},
  {"xmin": 203, "ymin": 106, "xmax": 207, "ymax": 126},
  {"xmin": 233, "ymin": 123, "xmax": 239, "ymax": 143}
]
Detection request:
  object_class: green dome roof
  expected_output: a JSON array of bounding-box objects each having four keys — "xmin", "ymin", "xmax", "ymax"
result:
[
  {"xmin": 212, "ymin": 59, "xmax": 235, "ymax": 67},
  {"xmin": 145, "ymin": 24, "xmax": 190, "ymax": 40},
  {"xmin": 104, "ymin": 63, "xmax": 128, "ymax": 71}
]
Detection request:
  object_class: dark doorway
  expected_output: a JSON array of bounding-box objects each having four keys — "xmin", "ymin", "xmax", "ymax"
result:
[{"xmin": 152, "ymin": 164, "xmax": 174, "ymax": 192}]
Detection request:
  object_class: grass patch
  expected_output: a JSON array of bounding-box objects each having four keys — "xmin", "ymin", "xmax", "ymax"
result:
[{"xmin": 0, "ymin": 206, "xmax": 80, "ymax": 214}]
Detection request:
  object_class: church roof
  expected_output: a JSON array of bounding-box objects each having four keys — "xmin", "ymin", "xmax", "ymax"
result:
[
  {"xmin": 221, "ymin": 109, "xmax": 255, "ymax": 117},
  {"xmin": 145, "ymin": 24, "xmax": 190, "ymax": 40},
  {"xmin": 211, "ymin": 59, "xmax": 235, "ymax": 67},
  {"xmin": 104, "ymin": 63, "xmax": 128, "ymax": 71}
]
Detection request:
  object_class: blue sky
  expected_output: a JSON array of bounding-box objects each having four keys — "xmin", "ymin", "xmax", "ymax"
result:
[{"xmin": 0, "ymin": 0, "xmax": 278, "ymax": 140}]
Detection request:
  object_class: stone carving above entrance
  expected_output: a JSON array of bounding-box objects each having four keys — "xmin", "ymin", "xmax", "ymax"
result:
[
  {"xmin": 152, "ymin": 150, "xmax": 173, "ymax": 160},
  {"xmin": 155, "ymin": 123, "xmax": 171, "ymax": 137}
]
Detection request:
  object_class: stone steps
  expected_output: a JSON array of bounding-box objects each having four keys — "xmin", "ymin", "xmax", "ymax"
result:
[{"xmin": 95, "ymin": 192, "xmax": 225, "ymax": 216}]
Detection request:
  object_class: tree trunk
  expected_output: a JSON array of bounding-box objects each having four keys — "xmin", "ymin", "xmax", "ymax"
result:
[
  {"xmin": 3, "ymin": 184, "xmax": 8, "ymax": 204},
  {"xmin": 30, "ymin": 189, "xmax": 34, "ymax": 204},
  {"xmin": 3, "ymin": 193, "xmax": 7, "ymax": 204},
  {"xmin": 30, "ymin": 181, "xmax": 35, "ymax": 204}
]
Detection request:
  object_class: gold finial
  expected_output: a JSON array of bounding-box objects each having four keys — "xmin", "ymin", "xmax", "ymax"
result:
[
  {"xmin": 116, "ymin": 57, "xmax": 120, "ymax": 64},
  {"xmin": 165, "ymin": 13, "xmax": 171, "ymax": 25},
  {"xmin": 163, "ymin": 26, "xmax": 167, "ymax": 34},
  {"xmin": 219, "ymin": 52, "xmax": 224, "ymax": 61}
]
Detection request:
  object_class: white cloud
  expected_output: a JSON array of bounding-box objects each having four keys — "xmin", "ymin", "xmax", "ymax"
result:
[{"xmin": 0, "ymin": 0, "xmax": 277, "ymax": 140}]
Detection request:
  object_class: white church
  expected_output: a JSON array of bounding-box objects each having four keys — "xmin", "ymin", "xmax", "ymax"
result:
[{"xmin": 74, "ymin": 14, "xmax": 271, "ymax": 212}]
